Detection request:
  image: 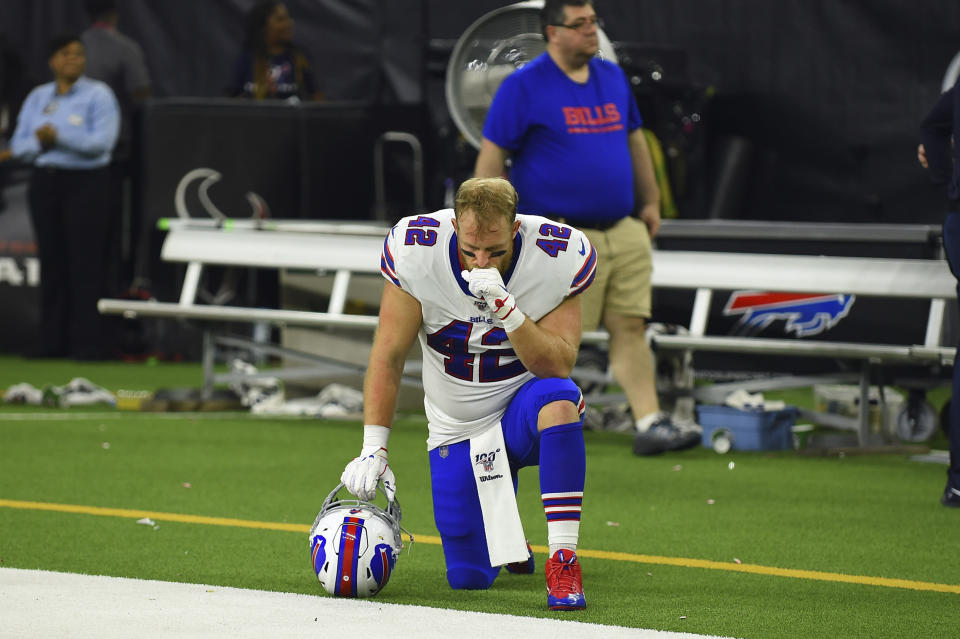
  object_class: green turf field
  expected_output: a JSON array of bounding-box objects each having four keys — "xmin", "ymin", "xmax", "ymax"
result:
[{"xmin": 1, "ymin": 355, "xmax": 958, "ymax": 637}]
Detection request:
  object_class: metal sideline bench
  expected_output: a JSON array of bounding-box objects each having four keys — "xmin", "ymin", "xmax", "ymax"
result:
[
  {"xmin": 610, "ymin": 250, "xmax": 957, "ymax": 445},
  {"xmin": 98, "ymin": 218, "xmax": 957, "ymax": 444},
  {"xmin": 98, "ymin": 219, "xmax": 401, "ymax": 397}
]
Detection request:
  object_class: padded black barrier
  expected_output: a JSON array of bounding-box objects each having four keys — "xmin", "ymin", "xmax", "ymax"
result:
[
  {"xmin": 0, "ymin": 176, "xmax": 40, "ymax": 354},
  {"xmin": 140, "ymin": 98, "xmax": 429, "ymax": 225},
  {"xmin": 136, "ymin": 98, "xmax": 429, "ymax": 319},
  {"xmin": 141, "ymin": 99, "xmax": 302, "ymax": 223},
  {"xmin": 298, "ymin": 102, "xmax": 432, "ymax": 222}
]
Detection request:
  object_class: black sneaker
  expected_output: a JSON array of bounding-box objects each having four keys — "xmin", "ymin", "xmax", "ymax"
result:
[
  {"xmin": 505, "ymin": 540, "xmax": 535, "ymax": 574},
  {"xmin": 633, "ymin": 416, "xmax": 701, "ymax": 456},
  {"xmin": 942, "ymin": 485, "xmax": 960, "ymax": 508}
]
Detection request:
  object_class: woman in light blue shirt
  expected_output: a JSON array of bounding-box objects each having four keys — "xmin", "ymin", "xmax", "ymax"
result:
[{"xmin": 3, "ymin": 34, "xmax": 119, "ymax": 359}]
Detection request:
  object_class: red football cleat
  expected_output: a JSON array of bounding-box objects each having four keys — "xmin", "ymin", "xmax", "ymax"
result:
[{"xmin": 545, "ymin": 549, "xmax": 586, "ymax": 610}]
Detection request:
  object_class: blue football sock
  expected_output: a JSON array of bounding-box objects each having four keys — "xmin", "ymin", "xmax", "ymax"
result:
[{"xmin": 538, "ymin": 421, "xmax": 585, "ymax": 552}]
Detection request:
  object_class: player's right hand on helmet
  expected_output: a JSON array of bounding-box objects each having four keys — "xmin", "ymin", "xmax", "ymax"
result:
[{"xmin": 341, "ymin": 444, "xmax": 396, "ymax": 502}]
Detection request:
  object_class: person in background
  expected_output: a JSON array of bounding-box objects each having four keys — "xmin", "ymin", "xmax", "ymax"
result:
[
  {"xmin": 918, "ymin": 77, "xmax": 960, "ymax": 508},
  {"xmin": 3, "ymin": 34, "xmax": 119, "ymax": 359},
  {"xmin": 228, "ymin": 1, "xmax": 323, "ymax": 102},
  {"xmin": 81, "ymin": 0, "xmax": 152, "ymax": 297},
  {"xmin": 81, "ymin": 0, "xmax": 151, "ymax": 164},
  {"xmin": 0, "ymin": 34, "xmax": 30, "ymax": 211},
  {"xmin": 474, "ymin": 0, "xmax": 700, "ymax": 456},
  {"xmin": 340, "ymin": 177, "xmax": 596, "ymax": 610}
]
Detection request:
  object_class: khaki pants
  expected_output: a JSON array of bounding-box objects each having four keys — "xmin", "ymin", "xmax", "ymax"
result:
[{"xmin": 577, "ymin": 216, "xmax": 652, "ymax": 331}]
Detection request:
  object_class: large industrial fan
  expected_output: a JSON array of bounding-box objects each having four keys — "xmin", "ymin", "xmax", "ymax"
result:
[
  {"xmin": 445, "ymin": 0, "xmax": 618, "ymax": 150},
  {"xmin": 943, "ymin": 50, "xmax": 960, "ymax": 92}
]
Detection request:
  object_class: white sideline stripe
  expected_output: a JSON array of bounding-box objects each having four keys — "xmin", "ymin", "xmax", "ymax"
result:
[
  {"xmin": 0, "ymin": 568, "xmax": 733, "ymax": 639},
  {"xmin": 0, "ymin": 411, "xmax": 263, "ymax": 421}
]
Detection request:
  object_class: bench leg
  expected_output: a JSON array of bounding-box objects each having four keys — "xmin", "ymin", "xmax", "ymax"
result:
[
  {"xmin": 202, "ymin": 329, "xmax": 215, "ymax": 402},
  {"xmin": 857, "ymin": 361, "xmax": 871, "ymax": 447}
]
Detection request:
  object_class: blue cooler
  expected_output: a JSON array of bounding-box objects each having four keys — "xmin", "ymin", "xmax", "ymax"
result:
[{"xmin": 696, "ymin": 405, "xmax": 798, "ymax": 451}]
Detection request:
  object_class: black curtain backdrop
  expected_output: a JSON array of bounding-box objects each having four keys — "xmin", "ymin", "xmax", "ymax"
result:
[
  {"xmin": 2, "ymin": 0, "xmax": 424, "ymax": 103},
  {"xmin": 3, "ymin": 0, "xmax": 960, "ymax": 222}
]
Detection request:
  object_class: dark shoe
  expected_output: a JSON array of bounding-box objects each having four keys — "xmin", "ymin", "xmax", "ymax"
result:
[
  {"xmin": 942, "ymin": 485, "xmax": 960, "ymax": 508},
  {"xmin": 582, "ymin": 404, "xmax": 634, "ymax": 433},
  {"xmin": 633, "ymin": 415, "xmax": 701, "ymax": 456},
  {"xmin": 581, "ymin": 406, "xmax": 605, "ymax": 432},
  {"xmin": 71, "ymin": 346, "xmax": 106, "ymax": 361},
  {"xmin": 505, "ymin": 540, "xmax": 535, "ymax": 574},
  {"xmin": 601, "ymin": 405, "xmax": 635, "ymax": 433},
  {"xmin": 24, "ymin": 345, "xmax": 68, "ymax": 359}
]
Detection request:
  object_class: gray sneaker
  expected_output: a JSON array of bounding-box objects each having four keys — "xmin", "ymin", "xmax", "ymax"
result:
[
  {"xmin": 581, "ymin": 405, "xmax": 606, "ymax": 431},
  {"xmin": 602, "ymin": 405, "xmax": 636, "ymax": 433},
  {"xmin": 582, "ymin": 404, "xmax": 634, "ymax": 433},
  {"xmin": 633, "ymin": 415, "xmax": 702, "ymax": 456}
]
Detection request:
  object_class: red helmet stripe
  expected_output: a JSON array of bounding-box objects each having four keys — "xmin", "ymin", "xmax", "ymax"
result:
[
  {"xmin": 337, "ymin": 517, "xmax": 363, "ymax": 597},
  {"xmin": 378, "ymin": 547, "xmax": 391, "ymax": 586}
]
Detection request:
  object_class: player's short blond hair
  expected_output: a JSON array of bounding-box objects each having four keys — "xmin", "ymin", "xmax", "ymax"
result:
[{"xmin": 454, "ymin": 177, "xmax": 518, "ymax": 229}]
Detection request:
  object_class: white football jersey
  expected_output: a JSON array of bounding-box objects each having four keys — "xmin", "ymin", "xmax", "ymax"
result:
[{"xmin": 380, "ymin": 209, "xmax": 597, "ymax": 449}]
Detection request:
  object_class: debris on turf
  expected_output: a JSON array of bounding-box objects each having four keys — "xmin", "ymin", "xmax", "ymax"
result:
[
  {"xmin": 4, "ymin": 378, "xmax": 115, "ymax": 407},
  {"xmin": 116, "ymin": 389, "xmax": 153, "ymax": 411}
]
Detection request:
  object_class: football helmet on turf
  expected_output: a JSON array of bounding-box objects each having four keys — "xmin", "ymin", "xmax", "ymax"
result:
[{"xmin": 308, "ymin": 481, "xmax": 409, "ymax": 597}]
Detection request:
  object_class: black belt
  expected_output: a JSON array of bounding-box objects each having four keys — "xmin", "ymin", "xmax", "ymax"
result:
[
  {"xmin": 554, "ymin": 216, "xmax": 624, "ymax": 231},
  {"xmin": 35, "ymin": 165, "xmax": 106, "ymax": 175}
]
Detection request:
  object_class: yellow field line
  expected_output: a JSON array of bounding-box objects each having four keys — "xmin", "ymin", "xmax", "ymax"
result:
[
  {"xmin": 0, "ymin": 498, "xmax": 441, "ymax": 542},
  {"xmin": 569, "ymin": 548, "xmax": 960, "ymax": 594},
  {"xmin": 2, "ymin": 498, "xmax": 958, "ymax": 595}
]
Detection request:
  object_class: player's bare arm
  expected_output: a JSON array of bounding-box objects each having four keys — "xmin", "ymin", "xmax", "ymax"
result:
[
  {"xmin": 341, "ymin": 281, "xmax": 416, "ymax": 502},
  {"xmin": 507, "ymin": 294, "xmax": 581, "ymax": 379},
  {"xmin": 474, "ymin": 137, "xmax": 509, "ymax": 178},
  {"xmin": 363, "ymin": 282, "xmax": 422, "ymax": 427},
  {"xmin": 628, "ymin": 128, "xmax": 662, "ymax": 237}
]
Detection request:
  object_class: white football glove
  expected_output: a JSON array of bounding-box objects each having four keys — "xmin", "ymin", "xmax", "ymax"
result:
[
  {"xmin": 340, "ymin": 425, "xmax": 396, "ymax": 502},
  {"xmin": 461, "ymin": 267, "xmax": 525, "ymax": 332}
]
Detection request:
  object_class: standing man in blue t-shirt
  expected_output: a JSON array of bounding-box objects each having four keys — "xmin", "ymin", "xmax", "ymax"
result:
[{"xmin": 475, "ymin": 0, "xmax": 700, "ymax": 455}]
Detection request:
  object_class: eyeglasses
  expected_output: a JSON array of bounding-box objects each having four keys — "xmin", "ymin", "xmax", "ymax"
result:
[{"xmin": 551, "ymin": 15, "xmax": 603, "ymax": 33}]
